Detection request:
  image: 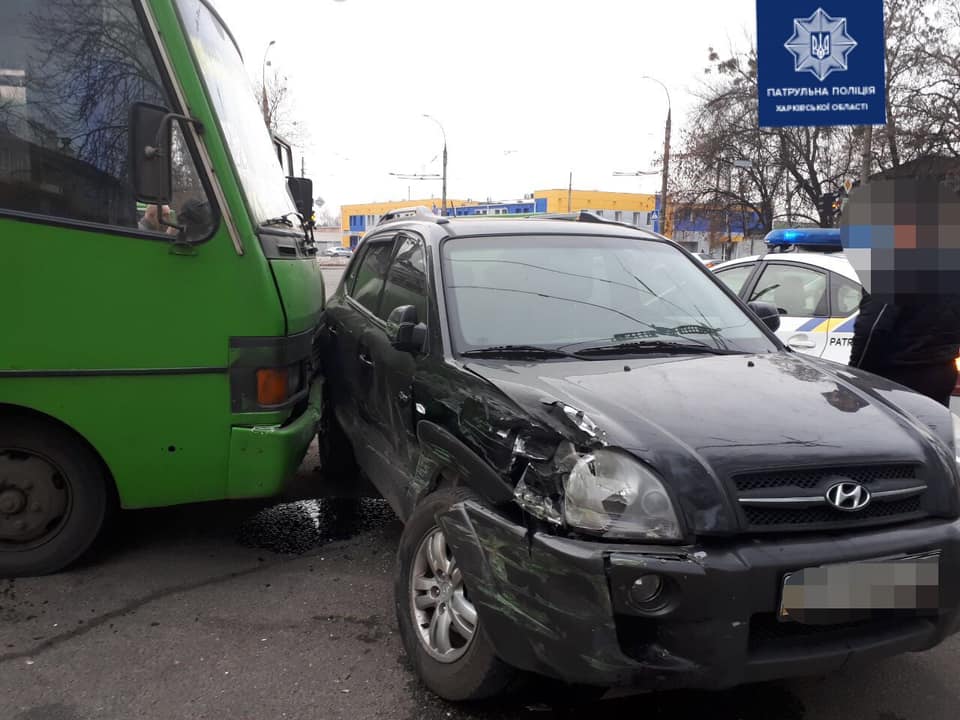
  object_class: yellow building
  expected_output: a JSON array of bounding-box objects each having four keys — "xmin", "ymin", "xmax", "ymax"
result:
[
  {"xmin": 340, "ymin": 189, "xmax": 662, "ymax": 248},
  {"xmin": 536, "ymin": 189, "xmax": 656, "ymax": 216},
  {"xmin": 341, "ymin": 197, "xmax": 473, "ymax": 248}
]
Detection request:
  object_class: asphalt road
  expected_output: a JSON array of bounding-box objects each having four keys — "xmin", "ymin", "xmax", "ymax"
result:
[
  {"xmin": 3, "ymin": 265, "xmax": 960, "ymax": 719},
  {"xmin": 4, "ymin": 444, "xmax": 960, "ymax": 720}
]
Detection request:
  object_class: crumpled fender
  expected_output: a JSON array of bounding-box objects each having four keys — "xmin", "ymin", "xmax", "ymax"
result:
[
  {"xmin": 438, "ymin": 499, "xmax": 696, "ymax": 685},
  {"xmin": 408, "ymin": 421, "xmax": 516, "ymax": 518}
]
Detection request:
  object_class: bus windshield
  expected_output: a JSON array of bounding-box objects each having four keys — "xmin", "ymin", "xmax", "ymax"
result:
[{"xmin": 174, "ymin": 0, "xmax": 296, "ymax": 224}]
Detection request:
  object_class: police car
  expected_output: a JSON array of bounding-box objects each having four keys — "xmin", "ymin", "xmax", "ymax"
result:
[{"xmin": 712, "ymin": 228, "xmax": 960, "ymax": 410}]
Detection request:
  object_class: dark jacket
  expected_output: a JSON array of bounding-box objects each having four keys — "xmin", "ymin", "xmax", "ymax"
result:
[{"xmin": 849, "ymin": 292, "xmax": 960, "ymax": 371}]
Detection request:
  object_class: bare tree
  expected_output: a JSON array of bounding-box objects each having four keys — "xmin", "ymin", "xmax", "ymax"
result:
[
  {"xmin": 257, "ymin": 69, "xmax": 308, "ymax": 151},
  {"xmin": 673, "ymin": 0, "xmax": 959, "ymax": 234},
  {"xmin": 316, "ymin": 206, "xmax": 341, "ymax": 227}
]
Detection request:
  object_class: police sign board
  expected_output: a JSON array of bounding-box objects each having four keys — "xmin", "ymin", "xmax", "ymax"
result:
[{"xmin": 757, "ymin": 0, "xmax": 886, "ymax": 128}]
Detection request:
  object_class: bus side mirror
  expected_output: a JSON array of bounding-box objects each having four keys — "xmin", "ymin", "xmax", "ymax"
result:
[
  {"xmin": 130, "ymin": 102, "xmax": 173, "ymax": 204},
  {"xmin": 287, "ymin": 177, "xmax": 314, "ymax": 220}
]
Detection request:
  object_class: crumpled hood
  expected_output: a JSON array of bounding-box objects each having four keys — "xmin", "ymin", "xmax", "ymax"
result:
[{"xmin": 465, "ymin": 351, "xmax": 958, "ymax": 534}]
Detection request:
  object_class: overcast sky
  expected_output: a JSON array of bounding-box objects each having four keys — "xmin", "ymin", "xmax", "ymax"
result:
[{"xmin": 216, "ymin": 0, "xmax": 758, "ymax": 211}]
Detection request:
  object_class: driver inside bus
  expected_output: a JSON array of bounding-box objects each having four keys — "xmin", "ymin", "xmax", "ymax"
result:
[
  {"xmin": 139, "ymin": 204, "xmax": 178, "ymax": 235},
  {"xmin": 138, "ymin": 200, "xmax": 214, "ymax": 240}
]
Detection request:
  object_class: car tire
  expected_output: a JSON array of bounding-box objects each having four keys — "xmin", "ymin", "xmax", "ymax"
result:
[
  {"xmin": 0, "ymin": 415, "xmax": 110, "ymax": 577},
  {"xmin": 395, "ymin": 486, "xmax": 517, "ymax": 702}
]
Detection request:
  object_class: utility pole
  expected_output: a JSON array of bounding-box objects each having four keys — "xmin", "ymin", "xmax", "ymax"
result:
[
  {"xmin": 300, "ymin": 155, "xmax": 305, "ymax": 178},
  {"xmin": 568, "ymin": 171, "xmax": 573, "ymax": 212},
  {"xmin": 660, "ymin": 105, "xmax": 671, "ymax": 237},
  {"xmin": 860, "ymin": 125, "xmax": 873, "ymax": 185},
  {"xmin": 640, "ymin": 76, "xmax": 672, "ymax": 238},
  {"xmin": 423, "ymin": 115, "xmax": 447, "ymax": 215},
  {"xmin": 726, "ymin": 163, "xmax": 733, "ymax": 260}
]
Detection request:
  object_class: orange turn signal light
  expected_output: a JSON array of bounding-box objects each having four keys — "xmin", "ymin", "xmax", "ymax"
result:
[{"xmin": 256, "ymin": 368, "xmax": 289, "ymax": 406}]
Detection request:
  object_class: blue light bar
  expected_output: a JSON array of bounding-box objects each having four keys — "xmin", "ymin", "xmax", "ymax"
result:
[{"xmin": 765, "ymin": 227, "xmax": 842, "ymax": 249}]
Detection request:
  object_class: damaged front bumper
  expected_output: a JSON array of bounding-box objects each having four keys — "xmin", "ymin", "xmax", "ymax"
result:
[{"xmin": 439, "ymin": 500, "xmax": 960, "ymax": 690}]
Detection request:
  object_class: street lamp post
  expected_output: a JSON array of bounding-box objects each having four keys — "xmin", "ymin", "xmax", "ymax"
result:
[
  {"xmin": 423, "ymin": 114, "xmax": 447, "ymax": 215},
  {"xmin": 639, "ymin": 76, "xmax": 671, "ymax": 237},
  {"xmin": 261, "ymin": 40, "xmax": 276, "ymax": 129}
]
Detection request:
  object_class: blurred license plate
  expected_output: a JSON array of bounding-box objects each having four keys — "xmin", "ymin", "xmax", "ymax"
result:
[{"xmin": 778, "ymin": 551, "xmax": 941, "ymax": 624}]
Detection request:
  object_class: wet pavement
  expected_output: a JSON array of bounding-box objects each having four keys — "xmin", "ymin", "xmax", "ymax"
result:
[{"xmin": 2, "ymin": 440, "xmax": 959, "ymax": 719}]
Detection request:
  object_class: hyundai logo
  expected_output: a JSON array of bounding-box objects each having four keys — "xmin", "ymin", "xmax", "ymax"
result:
[{"xmin": 825, "ymin": 481, "xmax": 871, "ymax": 512}]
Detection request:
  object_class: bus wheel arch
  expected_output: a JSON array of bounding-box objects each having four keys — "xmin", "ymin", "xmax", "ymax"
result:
[{"xmin": 0, "ymin": 404, "xmax": 116, "ymax": 577}]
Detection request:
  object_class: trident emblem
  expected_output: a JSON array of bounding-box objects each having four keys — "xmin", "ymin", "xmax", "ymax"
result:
[{"xmin": 811, "ymin": 32, "xmax": 831, "ymax": 60}]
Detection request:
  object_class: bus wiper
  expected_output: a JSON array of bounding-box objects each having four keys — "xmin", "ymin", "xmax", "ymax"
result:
[
  {"xmin": 260, "ymin": 213, "xmax": 297, "ymax": 228},
  {"xmin": 574, "ymin": 340, "xmax": 740, "ymax": 357},
  {"xmin": 460, "ymin": 345, "xmax": 577, "ymax": 359}
]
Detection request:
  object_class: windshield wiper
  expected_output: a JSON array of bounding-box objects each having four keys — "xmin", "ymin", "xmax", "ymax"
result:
[
  {"xmin": 573, "ymin": 340, "xmax": 740, "ymax": 357},
  {"xmin": 611, "ymin": 324, "xmax": 723, "ymax": 340},
  {"xmin": 260, "ymin": 212, "xmax": 297, "ymax": 228},
  {"xmin": 460, "ymin": 345, "xmax": 578, "ymax": 359}
]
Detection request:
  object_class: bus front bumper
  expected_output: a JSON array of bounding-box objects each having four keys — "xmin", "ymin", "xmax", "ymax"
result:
[{"xmin": 227, "ymin": 378, "xmax": 324, "ymax": 499}]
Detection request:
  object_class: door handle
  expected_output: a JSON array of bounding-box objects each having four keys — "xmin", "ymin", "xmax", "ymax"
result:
[
  {"xmin": 358, "ymin": 351, "xmax": 375, "ymax": 367},
  {"xmin": 787, "ymin": 335, "xmax": 817, "ymax": 349}
]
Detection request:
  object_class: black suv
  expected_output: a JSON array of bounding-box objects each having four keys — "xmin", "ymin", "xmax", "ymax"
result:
[{"xmin": 319, "ymin": 210, "xmax": 960, "ymax": 702}]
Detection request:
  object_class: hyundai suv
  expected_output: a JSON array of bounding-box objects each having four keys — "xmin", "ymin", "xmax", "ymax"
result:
[{"xmin": 319, "ymin": 210, "xmax": 960, "ymax": 702}]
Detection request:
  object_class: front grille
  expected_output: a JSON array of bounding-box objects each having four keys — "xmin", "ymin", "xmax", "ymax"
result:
[
  {"xmin": 734, "ymin": 464, "xmax": 917, "ymax": 492},
  {"xmin": 748, "ymin": 612, "xmax": 932, "ymax": 652},
  {"xmin": 743, "ymin": 496, "xmax": 923, "ymax": 527},
  {"xmin": 731, "ymin": 464, "xmax": 927, "ymax": 533}
]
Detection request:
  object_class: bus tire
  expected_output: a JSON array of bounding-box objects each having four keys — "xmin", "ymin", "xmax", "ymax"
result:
[{"xmin": 0, "ymin": 415, "xmax": 109, "ymax": 577}]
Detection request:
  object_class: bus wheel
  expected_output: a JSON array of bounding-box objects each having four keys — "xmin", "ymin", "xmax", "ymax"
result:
[{"xmin": 0, "ymin": 416, "xmax": 109, "ymax": 577}]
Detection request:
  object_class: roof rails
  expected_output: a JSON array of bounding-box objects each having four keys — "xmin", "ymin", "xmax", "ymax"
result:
[
  {"xmin": 376, "ymin": 206, "xmax": 447, "ymax": 226},
  {"xmin": 764, "ymin": 227, "xmax": 843, "ymax": 253},
  {"xmin": 536, "ymin": 210, "xmax": 653, "ymax": 233}
]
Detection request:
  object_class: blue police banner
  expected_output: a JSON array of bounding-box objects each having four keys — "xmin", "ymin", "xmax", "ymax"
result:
[{"xmin": 757, "ymin": 0, "xmax": 886, "ymax": 128}]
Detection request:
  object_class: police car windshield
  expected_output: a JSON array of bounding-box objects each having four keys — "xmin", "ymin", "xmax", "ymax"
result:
[{"xmin": 442, "ymin": 235, "xmax": 779, "ymax": 355}]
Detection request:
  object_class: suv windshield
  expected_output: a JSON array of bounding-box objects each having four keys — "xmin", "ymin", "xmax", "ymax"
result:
[
  {"xmin": 441, "ymin": 234, "xmax": 779, "ymax": 355},
  {"xmin": 174, "ymin": 0, "xmax": 295, "ymax": 224}
]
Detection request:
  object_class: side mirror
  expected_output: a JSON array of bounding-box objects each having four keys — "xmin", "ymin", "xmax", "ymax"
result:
[
  {"xmin": 129, "ymin": 102, "xmax": 173, "ymax": 204},
  {"xmin": 386, "ymin": 305, "xmax": 427, "ymax": 354},
  {"xmin": 747, "ymin": 300, "xmax": 781, "ymax": 332},
  {"xmin": 287, "ymin": 177, "xmax": 314, "ymax": 220}
]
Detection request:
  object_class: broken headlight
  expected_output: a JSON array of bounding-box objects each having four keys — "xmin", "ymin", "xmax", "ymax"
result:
[{"xmin": 563, "ymin": 449, "xmax": 681, "ymax": 540}]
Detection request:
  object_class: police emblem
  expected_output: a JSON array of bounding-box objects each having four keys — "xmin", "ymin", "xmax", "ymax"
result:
[{"xmin": 784, "ymin": 7, "xmax": 858, "ymax": 82}]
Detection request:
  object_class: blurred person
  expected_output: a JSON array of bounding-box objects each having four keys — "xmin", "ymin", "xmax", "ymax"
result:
[
  {"xmin": 139, "ymin": 203, "xmax": 178, "ymax": 235},
  {"xmin": 849, "ymin": 290, "xmax": 960, "ymax": 407}
]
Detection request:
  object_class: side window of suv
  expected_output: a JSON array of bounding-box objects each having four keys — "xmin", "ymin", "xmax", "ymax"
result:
[
  {"xmin": 349, "ymin": 238, "xmax": 396, "ymax": 314},
  {"xmin": 0, "ymin": 0, "xmax": 214, "ymax": 237},
  {"xmin": 379, "ymin": 235, "xmax": 428, "ymax": 323}
]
